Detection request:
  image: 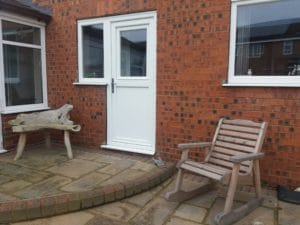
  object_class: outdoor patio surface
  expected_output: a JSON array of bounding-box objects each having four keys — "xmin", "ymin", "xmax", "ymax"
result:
[
  {"xmin": 0, "ymin": 145, "xmax": 299, "ymax": 225},
  {"xmin": 0, "ymin": 144, "xmax": 175, "ymax": 223},
  {"xmin": 7, "ymin": 173, "xmax": 300, "ymax": 225}
]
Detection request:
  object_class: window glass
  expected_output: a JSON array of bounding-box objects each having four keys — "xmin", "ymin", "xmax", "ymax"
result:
[
  {"xmin": 235, "ymin": 0, "xmax": 300, "ymax": 76},
  {"xmin": 2, "ymin": 20, "xmax": 41, "ymax": 45},
  {"xmin": 120, "ymin": 29, "xmax": 147, "ymax": 77},
  {"xmin": 82, "ymin": 24, "xmax": 104, "ymax": 78},
  {"xmin": 3, "ymin": 45, "xmax": 43, "ymax": 106}
]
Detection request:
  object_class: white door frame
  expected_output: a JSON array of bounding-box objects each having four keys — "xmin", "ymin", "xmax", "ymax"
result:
[{"xmin": 102, "ymin": 12, "xmax": 157, "ymax": 155}]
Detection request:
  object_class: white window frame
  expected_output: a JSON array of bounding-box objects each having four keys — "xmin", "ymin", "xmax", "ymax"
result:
[
  {"xmin": 76, "ymin": 11, "xmax": 156, "ymax": 85},
  {"xmin": 0, "ymin": 11, "xmax": 48, "ymax": 114},
  {"xmin": 226, "ymin": 0, "xmax": 300, "ymax": 87}
]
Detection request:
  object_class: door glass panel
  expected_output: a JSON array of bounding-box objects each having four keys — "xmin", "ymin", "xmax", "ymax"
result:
[
  {"xmin": 2, "ymin": 20, "xmax": 41, "ymax": 45},
  {"xmin": 120, "ymin": 29, "xmax": 147, "ymax": 77},
  {"xmin": 82, "ymin": 24, "xmax": 104, "ymax": 78},
  {"xmin": 3, "ymin": 45, "xmax": 43, "ymax": 106}
]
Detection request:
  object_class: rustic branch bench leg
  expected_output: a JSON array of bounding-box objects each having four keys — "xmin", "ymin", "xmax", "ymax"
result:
[
  {"xmin": 64, "ymin": 130, "xmax": 73, "ymax": 159},
  {"xmin": 45, "ymin": 131, "xmax": 51, "ymax": 149},
  {"xmin": 14, "ymin": 133, "xmax": 27, "ymax": 161}
]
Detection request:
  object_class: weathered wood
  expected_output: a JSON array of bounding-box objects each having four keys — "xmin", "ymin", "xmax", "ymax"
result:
[
  {"xmin": 223, "ymin": 119, "xmax": 262, "ymax": 128},
  {"xmin": 215, "ymin": 141, "xmax": 255, "ymax": 153},
  {"xmin": 12, "ymin": 124, "xmax": 81, "ymax": 133},
  {"xmin": 214, "ymin": 198, "xmax": 263, "ymax": 225},
  {"xmin": 221, "ymin": 124, "xmax": 261, "ymax": 134},
  {"xmin": 230, "ymin": 153, "xmax": 264, "ymax": 163},
  {"xmin": 180, "ymin": 163, "xmax": 223, "ymax": 181},
  {"xmin": 178, "ymin": 142, "xmax": 211, "ymax": 149},
  {"xmin": 219, "ymin": 130, "xmax": 258, "ymax": 140},
  {"xmin": 14, "ymin": 133, "xmax": 27, "ymax": 161},
  {"xmin": 64, "ymin": 130, "xmax": 73, "ymax": 159},
  {"xmin": 165, "ymin": 182, "xmax": 213, "ymax": 202},
  {"xmin": 224, "ymin": 163, "xmax": 240, "ymax": 213},
  {"xmin": 167, "ymin": 118, "xmax": 267, "ymax": 225},
  {"xmin": 208, "ymin": 157, "xmax": 249, "ymax": 174},
  {"xmin": 205, "ymin": 118, "xmax": 224, "ymax": 162},
  {"xmin": 217, "ymin": 135, "xmax": 257, "ymax": 146},
  {"xmin": 253, "ymin": 160, "xmax": 262, "ymax": 198}
]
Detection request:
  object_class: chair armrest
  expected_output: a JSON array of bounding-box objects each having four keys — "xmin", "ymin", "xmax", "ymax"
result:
[
  {"xmin": 230, "ymin": 153, "xmax": 264, "ymax": 163},
  {"xmin": 178, "ymin": 142, "xmax": 211, "ymax": 150}
]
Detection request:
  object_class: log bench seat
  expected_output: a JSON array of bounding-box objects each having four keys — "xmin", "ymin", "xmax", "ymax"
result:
[{"xmin": 8, "ymin": 104, "xmax": 81, "ymax": 161}]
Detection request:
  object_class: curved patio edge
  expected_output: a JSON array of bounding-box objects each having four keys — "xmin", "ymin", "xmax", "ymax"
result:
[{"xmin": 0, "ymin": 163, "xmax": 176, "ymax": 223}]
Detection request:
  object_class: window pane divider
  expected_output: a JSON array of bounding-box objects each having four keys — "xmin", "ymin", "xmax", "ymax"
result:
[{"xmin": 2, "ymin": 40, "xmax": 42, "ymax": 49}]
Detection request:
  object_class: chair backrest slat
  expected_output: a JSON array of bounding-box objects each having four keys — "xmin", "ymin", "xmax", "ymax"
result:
[{"xmin": 207, "ymin": 119, "xmax": 267, "ymax": 175}]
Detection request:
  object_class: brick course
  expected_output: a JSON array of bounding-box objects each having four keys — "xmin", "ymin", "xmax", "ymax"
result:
[{"xmin": 1, "ymin": 0, "xmax": 298, "ymax": 187}]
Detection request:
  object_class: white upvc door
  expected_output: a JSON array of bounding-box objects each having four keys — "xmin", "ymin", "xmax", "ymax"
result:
[{"xmin": 104, "ymin": 15, "xmax": 156, "ymax": 155}]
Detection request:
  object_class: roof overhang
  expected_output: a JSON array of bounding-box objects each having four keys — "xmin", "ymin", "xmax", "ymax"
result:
[{"xmin": 0, "ymin": 0, "xmax": 52, "ymax": 23}]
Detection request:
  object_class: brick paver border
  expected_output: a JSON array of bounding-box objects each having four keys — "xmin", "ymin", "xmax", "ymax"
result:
[{"xmin": 0, "ymin": 163, "xmax": 176, "ymax": 223}]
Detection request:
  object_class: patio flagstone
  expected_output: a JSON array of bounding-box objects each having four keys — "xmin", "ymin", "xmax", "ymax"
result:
[
  {"xmin": 46, "ymin": 158, "xmax": 106, "ymax": 178},
  {"xmin": 14, "ymin": 175, "xmax": 72, "ymax": 198},
  {"xmin": 61, "ymin": 172, "xmax": 111, "ymax": 192}
]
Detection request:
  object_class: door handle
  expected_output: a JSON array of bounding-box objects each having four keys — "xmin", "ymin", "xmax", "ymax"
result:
[{"xmin": 111, "ymin": 78, "xmax": 115, "ymax": 94}]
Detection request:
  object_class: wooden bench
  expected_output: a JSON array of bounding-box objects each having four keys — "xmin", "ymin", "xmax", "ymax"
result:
[
  {"xmin": 11, "ymin": 124, "xmax": 81, "ymax": 161},
  {"xmin": 8, "ymin": 104, "xmax": 81, "ymax": 161}
]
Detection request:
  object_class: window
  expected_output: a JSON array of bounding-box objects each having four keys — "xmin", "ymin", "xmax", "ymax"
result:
[
  {"xmin": 0, "ymin": 15, "xmax": 47, "ymax": 113},
  {"xmin": 228, "ymin": 0, "xmax": 300, "ymax": 86},
  {"xmin": 283, "ymin": 41, "xmax": 293, "ymax": 56}
]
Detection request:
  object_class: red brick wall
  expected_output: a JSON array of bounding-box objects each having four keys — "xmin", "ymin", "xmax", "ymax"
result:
[{"xmin": 21, "ymin": 0, "xmax": 300, "ymax": 187}]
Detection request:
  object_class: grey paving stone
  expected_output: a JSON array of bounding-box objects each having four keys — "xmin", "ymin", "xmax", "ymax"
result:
[
  {"xmin": 100, "ymin": 169, "xmax": 145, "ymax": 186},
  {"xmin": 131, "ymin": 197, "xmax": 179, "ymax": 225},
  {"xmin": 90, "ymin": 202, "xmax": 140, "ymax": 221},
  {"xmin": 86, "ymin": 216, "xmax": 130, "ymax": 225},
  {"xmin": 185, "ymin": 190, "xmax": 217, "ymax": 208},
  {"xmin": 61, "ymin": 172, "xmax": 111, "ymax": 192},
  {"xmin": 124, "ymin": 185, "xmax": 163, "ymax": 207},
  {"xmin": 173, "ymin": 203, "xmax": 207, "ymax": 223},
  {"xmin": 165, "ymin": 217, "xmax": 203, "ymax": 225},
  {"xmin": 0, "ymin": 162, "xmax": 50, "ymax": 183},
  {"xmin": 278, "ymin": 201, "xmax": 300, "ymax": 225},
  {"xmin": 15, "ymin": 175, "xmax": 72, "ymax": 198},
  {"xmin": 97, "ymin": 159, "xmax": 135, "ymax": 175},
  {"xmin": 47, "ymin": 159, "xmax": 105, "ymax": 178},
  {"xmin": 0, "ymin": 180, "xmax": 31, "ymax": 193},
  {"xmin": 0, "ymin": 174, "xmax": 12, "ymax": 185},
  {"xmin": 76, "ymin": 151, "xmax": 104, "ymax": 161},
  {"xmin": 233, "ymin": 207, "xmax": 274, "ymax": 225},
  {"xmin": 205, "ymin": 198, "xmax": 243, "ymax": 225},
  {"xmin": 11, "ymin": 211, "xmax": 94, "ymax": 225},
  {"xmin": 0, "ymin": 192, "xmax": 18, "ymax": 201},
  {"xmin": 131, "ymin": 161, "xmax": 157, "ymax": 172},
  {"xmin": 94, "ymin": 155, "xmax": 123, "ymax": 164}
]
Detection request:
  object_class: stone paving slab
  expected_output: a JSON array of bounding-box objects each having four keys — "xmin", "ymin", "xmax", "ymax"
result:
[
  {"xmin": 46, "ymin": 159, "xmax": 105, "ymax": 178},
  {"xmin": 8, "ymin": 172, "xmax": 300, "ymax": 225}
]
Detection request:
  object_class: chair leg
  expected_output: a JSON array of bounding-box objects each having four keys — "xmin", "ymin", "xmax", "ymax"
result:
[
  {"xmin": 224, "ymin": 163, "xmax": 240, "ymax": 214},
  {"xmin": 14, "ymin": 133, "xmax": 27, "ymax": 161},
  {"xmin": 165, "ymin": 168, "xmax": 184, "ymax": 200},
  {"xmin": 253, "ymin": 160, "xmax": 262, "ymax": 199},
  {"xmin": 64, "ymin": 130, "xmax": 73, "ymax": 159}
]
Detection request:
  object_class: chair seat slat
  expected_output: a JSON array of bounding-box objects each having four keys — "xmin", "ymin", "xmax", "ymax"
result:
[
  {"xmin": 180, "ymin": 163, "xmax": 223, "ymax": 181},
  {"xmin": 184, "ymin": 160, "xmax": 229, "ymax": 175}
]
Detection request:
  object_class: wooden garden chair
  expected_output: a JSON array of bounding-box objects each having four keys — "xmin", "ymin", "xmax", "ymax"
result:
[{"xmin": 165, "ymin": 118, "xmax": 267, "ymax": 225}]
